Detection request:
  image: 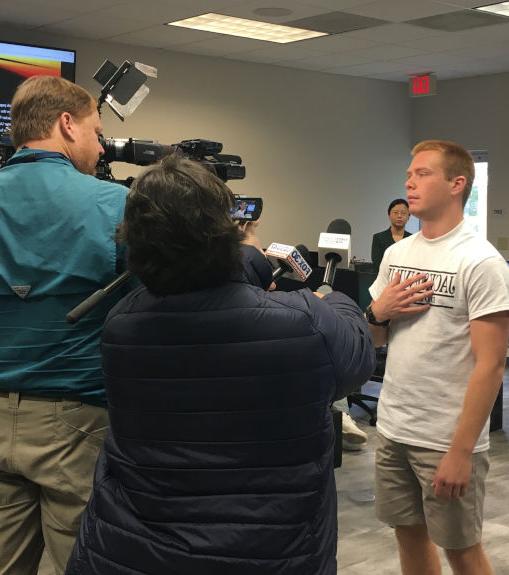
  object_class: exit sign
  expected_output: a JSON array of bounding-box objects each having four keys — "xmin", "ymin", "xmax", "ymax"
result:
[{"xmin": 409, "ymin": 73, "xmax": 437, "ymax": 97}]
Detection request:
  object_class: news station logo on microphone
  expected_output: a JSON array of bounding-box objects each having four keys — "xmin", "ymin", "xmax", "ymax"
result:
[
  {"xmin": 265, "ymin": 243, "xmax": 312, "ymax": 282},
  {"xmin": 316, "ymin": 219, "xmax": 352, "ymax": 294},
  {"xmin": 318, "ymin": 219, "xmax": 351, "ymax": 270}
]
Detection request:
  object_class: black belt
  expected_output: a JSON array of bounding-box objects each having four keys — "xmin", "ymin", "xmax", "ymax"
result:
[{"xmin": 0, "ymin": 391, "xmax": 65, "ymax": 402}]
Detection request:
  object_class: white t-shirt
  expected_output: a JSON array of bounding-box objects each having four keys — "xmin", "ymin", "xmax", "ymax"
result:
[{"xmin": 369, "ymin": 220, "xmax": 509, "ymax": 452}]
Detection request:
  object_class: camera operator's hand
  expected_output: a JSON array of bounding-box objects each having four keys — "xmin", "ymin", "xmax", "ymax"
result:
[{"xmin": 240, "ymin": 221, "xmax": 263, "ymax": 253}]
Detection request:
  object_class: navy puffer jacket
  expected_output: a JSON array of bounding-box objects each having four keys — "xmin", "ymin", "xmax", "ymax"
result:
[{"xmin": 67, "ymin": 259, "xmax": 374, "ymax": 574}]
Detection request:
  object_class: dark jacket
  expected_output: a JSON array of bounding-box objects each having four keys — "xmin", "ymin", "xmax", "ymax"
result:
[
  {"xmin": 371, "ymin": 227, "xmax": 411, "ymax": 275},
  {"xmin": 67, "ymin": 253, "xmax": 375, "ymax": 575}
]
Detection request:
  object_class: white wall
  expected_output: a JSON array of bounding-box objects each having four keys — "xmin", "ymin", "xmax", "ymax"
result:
[
  {"xmin": 1, "ymin": 26, "xmax": 412, "ymax": 259},
  {"xmin": 411, "ymin": 72, "xmax": 509, "ymax": 259}
]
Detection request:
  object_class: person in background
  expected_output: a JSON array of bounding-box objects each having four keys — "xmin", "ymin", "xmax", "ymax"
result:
[
  {"xmin": 366, "ymin": 140, "xmax": 509, "ymax": 575},
  {"xmin": 371, "ymin": 198, "xmax": 411, "ymax": 274},
  {"xmin": 0, "ymin": 76, "xmax": 127, "ymax": 574},
  {"xmin": 66, "ymin": 155, "xmax": 375, "ymax": 575}
]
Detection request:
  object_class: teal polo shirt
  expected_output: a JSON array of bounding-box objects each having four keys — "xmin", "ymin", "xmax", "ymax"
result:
[{"xmin": 0, "ymin": 149, "xmax": 127, "ymax": 404}]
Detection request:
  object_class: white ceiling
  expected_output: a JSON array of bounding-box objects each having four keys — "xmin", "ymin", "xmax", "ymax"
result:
[{"xmin": 3, "ymin": 0, "xmax": 509, "ymax": 82}]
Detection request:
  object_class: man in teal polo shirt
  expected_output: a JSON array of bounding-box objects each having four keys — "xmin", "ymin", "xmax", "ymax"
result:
[{"xmin": 0, "ymin": 76, "xmax": 127, "ymax": 574}]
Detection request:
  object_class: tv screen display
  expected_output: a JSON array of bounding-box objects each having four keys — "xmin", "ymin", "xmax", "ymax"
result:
[{"xmin": 0, "ymin": 41, "xmax": 76, "ymax": 135}]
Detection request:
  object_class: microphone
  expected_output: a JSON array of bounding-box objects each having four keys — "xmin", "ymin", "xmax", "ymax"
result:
[
  {"xmin": 66, "ymin": 271, "xmax": 132, "ymax": 323},
  {"xmin": 317, "ymin": 219, "xmax": 352, "ymax": 294},
  {"xmin": 265, "ymin": 243, "xmax": 312, "ymax": 282}
]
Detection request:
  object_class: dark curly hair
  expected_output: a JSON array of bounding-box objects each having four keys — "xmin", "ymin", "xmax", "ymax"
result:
[{"xmin": 120, "ymin": 155, "xmax": 243, "ymax": 296}]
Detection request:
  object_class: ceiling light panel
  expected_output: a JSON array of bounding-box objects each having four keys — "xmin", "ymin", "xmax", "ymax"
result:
[
  {"xmin": 475, "ymin": 2, "xmax": 509, "ymax": 16},
  {"xmin": 167, "ymin": 13, "xmax": 328, "ymax": 43}
]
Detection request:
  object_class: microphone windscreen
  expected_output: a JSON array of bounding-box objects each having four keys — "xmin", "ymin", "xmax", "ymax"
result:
[
  {"xmin": 295, "ymin": 244, "xmax": 310, "ymax": 260},
  {"xmin": 327, "ymin": 219, "xmax": 351, "ymax": 235}
]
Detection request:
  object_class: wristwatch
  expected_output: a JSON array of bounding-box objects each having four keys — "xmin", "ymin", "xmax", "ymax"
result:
[{"xmin": 365, "ymin": 303, "xmax": 390, "ymax": 327}]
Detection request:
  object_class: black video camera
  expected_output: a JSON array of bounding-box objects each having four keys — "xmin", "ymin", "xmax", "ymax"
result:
[
  {"xmin": 97, "ymin": 137, "xmax": 246, "ymax": 185},
  {"xmin": 169, "ymin": 139, "xmax": 246, "ymax": 183}
]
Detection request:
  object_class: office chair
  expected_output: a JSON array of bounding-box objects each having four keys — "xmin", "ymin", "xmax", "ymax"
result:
[{"xmin": 348, "ymin": 346, "xmax": 386, "ymax": 426}]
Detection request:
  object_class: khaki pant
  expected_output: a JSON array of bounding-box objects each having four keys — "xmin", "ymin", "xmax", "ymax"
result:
[{"xmin": 0, "ymin": 393, "xmax": 108, "ymax": 575}]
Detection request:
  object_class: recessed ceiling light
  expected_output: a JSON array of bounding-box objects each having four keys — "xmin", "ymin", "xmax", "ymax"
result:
[
  {"xmin": 475, "ymin": 2, "xmax": 509, "ymax": 17},
  {"xmin": 166, "ymin": 13, "xmax": 328, "ymax": 43}
]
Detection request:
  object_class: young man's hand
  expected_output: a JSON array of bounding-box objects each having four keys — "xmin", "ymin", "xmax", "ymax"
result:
[
  {"xmin": 372, "ymin": 272, "xmax": 434, "ymax": 322},
  {"xmin": 432, "ymin": 449, "xmax": 472, "ymax": 499}
]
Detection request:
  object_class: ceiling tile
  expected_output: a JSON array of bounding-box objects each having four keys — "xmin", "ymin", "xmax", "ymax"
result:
[
  {"xmin": 397, "ymin": 30, "xmax": 483, "ymax": 52},
  {"xmin": 297, "ymin": 33, "xmax": 379, "ymax": 51},
  {"xmin": 342, "ymin": 0, "xmax": 460, "ymax": 22},
  {"xmin": 303, "ymin": 0, "xmax": 382, "ymax": 9},
  {"xmin": 353, "ymin": 43, "xmax": 426, "ymax": 60},
  {"xmin": 344, "ymin": 22, "xmax": 442, "ymax": 42},
  {"xmin": 327, "ymin": 59, "xmax": 409, "ymax": 74},
  {"xmin": 99, "ymin": 0, "xmax": 255, "ymax": 25},
  {"xmin": 39, "ymin": 15, "xmax": 153, "ymax": 39},
  {"xmin": 280, "ymin": 49, "xmax": 377, "ymax": 69},
  {"xmin": 452, "ymin": 21, "xmax": 509, "ymax": 42},
  {"xmin": 223, "ymin": 37, "xmax": 383, "ymax": 64},
  {"xmin": 0, "ymin": 2, "xmax": 85, "ymax": 27},
  {"xmin": 150, "ymin": 0, "xmax": 250, "ymax": 14},
  {"xmin": 171, "ymin": 35, "xmax": 272, "ymax": 57},
  {"xmin": 29, "ymin": 0, "xmax": 125, "ymax": 13},
  {"xmin": 209, "ymin": 0, "xmax": 333, "ymax": 21},
  {"xmin": 86, "ymin": 2, "xmax": 185, "ymax": 26},
  {"xmin": 434, "ymin": 0, "xmax": 491, "ymax": 7},
  {"xmin": 110, "ymin": 25, "xmax": 215, "ymax": 48},
  {"xmin": 407, "ymin": 9, "xmax": 509, "ymax": 31},
  {"xmin": 285, "ymin": 11, "xmax": 389, "ymax": 33},
  {"xmin": 223, "ymin": 42, "xmax": 335, "ymax": 63}
]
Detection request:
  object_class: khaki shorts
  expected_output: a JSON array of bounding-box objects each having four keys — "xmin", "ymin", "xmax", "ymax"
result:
[{"xmin": 375, "ymin": 432, "xmax": 489, "ymax": 550}]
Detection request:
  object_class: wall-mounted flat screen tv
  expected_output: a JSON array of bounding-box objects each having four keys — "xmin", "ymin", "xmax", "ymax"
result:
[{"xmin": 0, "ymin": 41, "xmax": 76, "ymax": 135}]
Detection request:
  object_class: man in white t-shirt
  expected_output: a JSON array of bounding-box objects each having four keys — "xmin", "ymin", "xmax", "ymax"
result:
[{"xmin": 366, "ymin": 140, "xmax": 509, "ymax": 575}]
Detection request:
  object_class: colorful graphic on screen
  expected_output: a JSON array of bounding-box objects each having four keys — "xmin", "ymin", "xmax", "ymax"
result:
[{"xmin": 0, "ymin": 42, "xmax": 76, "ymax": 135}]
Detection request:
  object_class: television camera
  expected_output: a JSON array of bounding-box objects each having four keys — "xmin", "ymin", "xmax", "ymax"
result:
[
  {"xmin": 91, "ymin": 59, "xmax": 247, "ymax": 185},
  {"xmin": 97, "ymin": 136, "xmax": 246, "ymax": 186},
  {"xmin": 1, "ymin": 59, "xmax": 247, "ymax": 185},
  {"xmin": 0, "ymin": 58, "xmax": 261, "ymax": 322}
]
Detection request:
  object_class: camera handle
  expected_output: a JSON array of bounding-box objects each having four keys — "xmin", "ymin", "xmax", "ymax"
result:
[{"xmin": 66, "ymin": 271, "xmax": 132, "ymax": 324}]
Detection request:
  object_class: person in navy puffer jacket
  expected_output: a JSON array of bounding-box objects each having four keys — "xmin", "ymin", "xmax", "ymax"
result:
[{"xmin": 66, "ymin": 155, "xmax": 375, "ymax": 575}]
